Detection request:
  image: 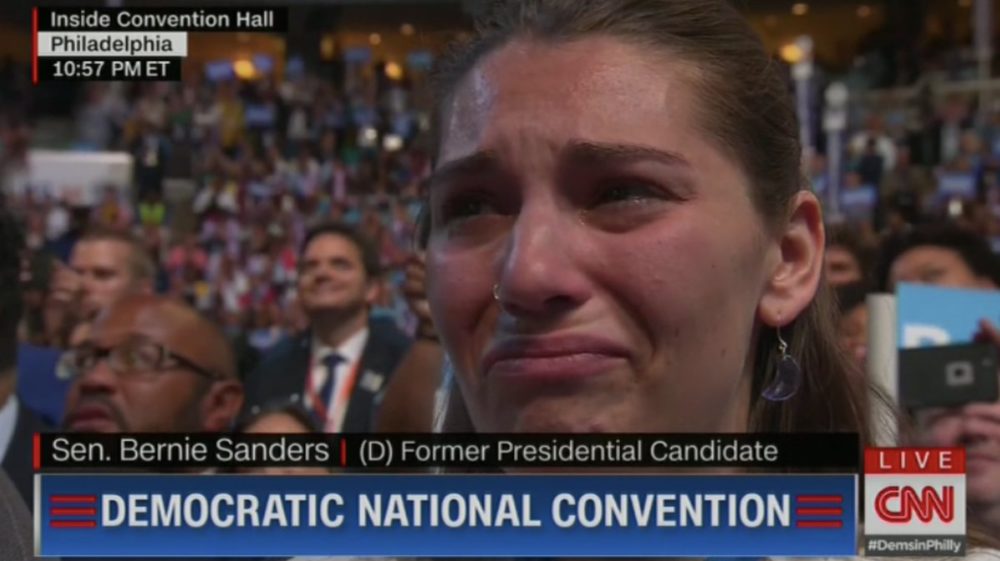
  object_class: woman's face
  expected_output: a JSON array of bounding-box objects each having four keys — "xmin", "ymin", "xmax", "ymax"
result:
[{"xmin": 426, "ymin": 38, "xmax": 787, "ymax": 433}]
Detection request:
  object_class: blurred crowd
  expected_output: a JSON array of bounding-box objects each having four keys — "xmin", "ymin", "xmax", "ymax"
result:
[
  {"xmin": 814, "ymin": 95, "xmax": 1000, "ymax": 241},
  {"xmin": 3, "ymin": 63, "xmax": 432, "ymax": 366}
]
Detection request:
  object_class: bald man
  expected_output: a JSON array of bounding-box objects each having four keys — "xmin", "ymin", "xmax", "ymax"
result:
[{"xmin": 62, "ymin": 294, "xmax": 243, "ymax": 433}]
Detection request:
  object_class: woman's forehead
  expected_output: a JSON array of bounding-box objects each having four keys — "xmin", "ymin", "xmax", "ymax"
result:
[{"xmin": 439, "ymin": 37, "xmax": 704, "ymax": 165}]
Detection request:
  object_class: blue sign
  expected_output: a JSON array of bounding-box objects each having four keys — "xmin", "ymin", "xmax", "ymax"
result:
[
  {"xmin": 38, "ymin": 474, "xmax": 857, "ymax": 557},
  {"xmin": 204, "ymin": 60, "xmax": 235, "ymax": 81},
  {"xmin": 897, "ymin": 283, "xmax": 1000, "ymax": 348},
  {"xmin": 938, "ymin": 173, "xmax": 977, "ymax": 199},
  {"xmin": 840, "ymin": 184, "xmax": 877, "ymax": 222},
  {"xmin": 407, "ymin": 50, "xmax": 434, "ymax": 69},
  {"xmin": 344, "ymin": 47, "xmax": 372, "ymax": 64},
  {"xmin": 286, "ymin": 56, "xmax": 305, "ymax": 78},
  {"xmin": 244, "ymin": 104, "xmax": 275, "ymax": 127},
  {"xmin": 252, "ymin": 54, "xmax": 274, "ymax": 74}
]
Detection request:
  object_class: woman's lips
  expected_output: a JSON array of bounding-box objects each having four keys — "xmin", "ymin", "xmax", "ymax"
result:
[{"xmin": 481, "ymin": 334, "xmax": 630, "ymax": 381}]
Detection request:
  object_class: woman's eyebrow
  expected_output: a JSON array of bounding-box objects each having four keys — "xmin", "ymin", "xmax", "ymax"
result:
[
  {"xmin": 428, "ymin": 150, "xmax": 503, "ymax": 191},
  {"xmin": 427, "ymin": 142, "xmax": 692, "ymax": 192},
  {"xmin": 564, "ymin": 140, "xmax": 692, "ymax": 168}
]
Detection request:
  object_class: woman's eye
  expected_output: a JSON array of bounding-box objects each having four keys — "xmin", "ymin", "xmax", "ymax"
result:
[
  {"xmin": 594, "ymin": 182, "xmax": 660, "ymax": 206},
  {"xmin": 441, "ymin": 195, "xmax": 499, "ymax": 224}
]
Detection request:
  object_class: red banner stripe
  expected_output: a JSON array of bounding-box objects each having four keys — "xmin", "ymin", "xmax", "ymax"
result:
[
  {"xmin": 796, "ymin": 520, "xmax": 843, "ymax": 529},
  {"xmin": 796, "ymin": 495, "xmax": 843, "ymax": 503},
  {"xmin": 51, "ymin": 520, "xmax": 97, "ymax": 528},
  {"xmin": 796, "ymin": 508, "xmax": 843, "ymax": 516},
  {"xmin": 51, "ymin": 495, "xmax": 97, "ymax": 504},
  {"xmin": 51, "ymin": 508, "xmax": 97, "ymax": 516}
]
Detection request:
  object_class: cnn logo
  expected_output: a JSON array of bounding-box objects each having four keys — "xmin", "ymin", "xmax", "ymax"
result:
[
  {"xmin": 874, "ymin": 485, "xmax": 954, "ymax": 524},
  {"xmin": 864, "ymin": 448, "xmax": 966, "ymax": 537}
]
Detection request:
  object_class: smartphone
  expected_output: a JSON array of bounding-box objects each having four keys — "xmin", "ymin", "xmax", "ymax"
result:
[{"xmin": 899, "ymin": 342, "xmax": 1000, "ymax": 409}]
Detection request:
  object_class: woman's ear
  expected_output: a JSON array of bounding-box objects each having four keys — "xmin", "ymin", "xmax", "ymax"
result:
[{"xmin": 758, "ymin": 191, "xmax": 825, "ymax": 327}]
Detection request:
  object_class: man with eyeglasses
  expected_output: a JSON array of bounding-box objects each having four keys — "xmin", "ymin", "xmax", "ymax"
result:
[{"xmin": 62, "ymin": 293, "xmax": 243, "ymax": 434}]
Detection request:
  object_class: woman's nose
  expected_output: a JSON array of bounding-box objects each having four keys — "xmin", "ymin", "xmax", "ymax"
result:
[{"xmin": 494, "ymin": 209, "xmax": 592, "ymax": 320}]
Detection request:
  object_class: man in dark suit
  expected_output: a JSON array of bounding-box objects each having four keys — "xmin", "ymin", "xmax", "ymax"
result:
[
  {"xmin": 243, "ymin": 223, "xmax": 410, "ymax": 432},
  {"xmin": 0, "ymin": 203, "xmax": 49, "ymax": 510}
]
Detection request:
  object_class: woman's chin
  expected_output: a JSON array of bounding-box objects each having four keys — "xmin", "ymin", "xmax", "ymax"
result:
[{"xmin": 509, "ymin": 412, "xmax": 617, "ymax": 434}]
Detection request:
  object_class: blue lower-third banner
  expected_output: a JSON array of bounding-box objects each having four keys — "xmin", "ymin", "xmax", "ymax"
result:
[{"xmin": 36, "ymin": 473, "xmax": 857, "ymax": 557}]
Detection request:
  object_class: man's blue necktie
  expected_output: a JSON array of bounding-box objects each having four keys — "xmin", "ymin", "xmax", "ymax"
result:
[{"xmin": 312, "ymin": 353, "xmax": 343, "ymax": 427}]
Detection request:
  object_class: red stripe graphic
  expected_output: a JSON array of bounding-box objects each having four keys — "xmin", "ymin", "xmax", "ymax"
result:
[
  {"xmin": 31, "ymin": 7, "xmax": 38, "ymax": 85},
  {"xmin": 797, "ymin": 520, "xmax": 844, "ymax": 529},
  {"xmin": 796, "ymin": 495, "xmax": 843, "ymax": 503},
  {"xmin": 796, "ymin": 508, "xmax": 843, "ymax": 516},
  {"xmin": 51, "ymin": 495, "xmax": 97, "ymax": 504},
  {"xmin": 340, "ymin": 438, "xmax": 346, "ymax": 467},
  {"xmin": 51, "ymin": 508, "xmax": 97, "ymax": 516},
  {"xmin": 51, "ymin": 520, "xmax": 97, "ymax": 528},
  {"xmin": 32, "ymin": 433, "xmax": 40, "ymax": 471}
]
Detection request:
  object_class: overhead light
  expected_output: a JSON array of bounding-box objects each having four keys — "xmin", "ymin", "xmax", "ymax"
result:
[
  {"xmin": 780, "ymin": 43, "xmax": 804, "ymax": 64},
  {"xmin": 792, "ymin": 3, "xmax": 809, "ymax": 16},
  {"xmin": 233, "ymin": 59, "xmax": 256, "ymax": 80},
  {"xmin": 369, "ymin": 33, "xmax": 382, "ymax": 46},
  {"xmin": 385, "ymin": 61, "xmax": 403, "ymax": 80},
  {"xmin": 320, "ymin": 35, "xmax": 335, "ymax": 60},
  {"xmin": 400, "ymin": 23, "xmax": 415, "ymax": 36},
  {"xmin": 857, "ymin": 5, "xmax": 872, "ymax": 17}
]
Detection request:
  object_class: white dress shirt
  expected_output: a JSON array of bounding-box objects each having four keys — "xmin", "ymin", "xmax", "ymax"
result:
[{"xmin": 309, "ymin": 327, "xmax": 369, "ymax": 433}]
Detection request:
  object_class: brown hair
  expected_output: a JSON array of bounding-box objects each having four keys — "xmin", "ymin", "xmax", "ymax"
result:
[
  {"xmin": 424, "ymin": 0, "xmax": 872, "ymax": 441},
  {"xmin": 79, "ymin": 226, "xmax": 156, "ymax": 283}
]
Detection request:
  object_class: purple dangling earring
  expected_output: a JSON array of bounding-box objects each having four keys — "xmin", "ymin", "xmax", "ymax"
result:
[{"xmin": 761, "ymin": 326, "xmax": 801, "ymax": 402}]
